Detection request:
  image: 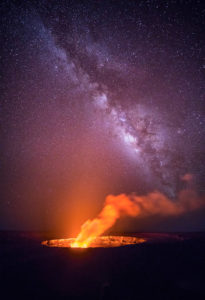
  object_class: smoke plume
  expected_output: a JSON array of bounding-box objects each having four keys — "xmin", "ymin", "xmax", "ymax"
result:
[{"xmin": 72, "ymin": 175, "xmax": 204, "ymax": 247}]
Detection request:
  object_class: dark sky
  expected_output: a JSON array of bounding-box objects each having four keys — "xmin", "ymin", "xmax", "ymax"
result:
[{"xmin": 1, "ymin": 0, "xmax": 205, "ymax": 234}]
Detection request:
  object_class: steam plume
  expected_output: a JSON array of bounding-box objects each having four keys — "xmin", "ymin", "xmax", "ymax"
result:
[{"xmin": 72, "ymin": 175, "xmax": 204, "ymax": 247}]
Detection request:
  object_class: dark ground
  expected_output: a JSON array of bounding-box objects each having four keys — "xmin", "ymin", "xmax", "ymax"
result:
[{"xmin": 0, "ymin": 231, "xmax": 205, "ymax": 300}]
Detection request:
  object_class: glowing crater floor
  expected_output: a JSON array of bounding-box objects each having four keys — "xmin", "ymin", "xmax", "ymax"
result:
[{"xmin": 42, "ymin": 236, "xmax": 146, "ymax": 248}]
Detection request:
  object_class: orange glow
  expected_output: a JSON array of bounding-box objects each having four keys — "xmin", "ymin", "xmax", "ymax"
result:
[
  {"xmin": 70, "ymin": 187, "xmax": 204, "ymax": 248},
  {"xmin": 70, "ymin": 194, "xmax": 141, "ymax": 248},
  {"xmin": 42, "ymin": 236, "xmax": 146, "ymax": 248},
  {"xmin": 44, "ymin": 174, "xmax": 204, "ymax": 249}
]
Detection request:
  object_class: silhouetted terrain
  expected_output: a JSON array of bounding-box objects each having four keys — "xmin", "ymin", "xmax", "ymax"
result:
[{"xmin": 0, "ymin": 231, "xmax": 205, "ymax": 299}]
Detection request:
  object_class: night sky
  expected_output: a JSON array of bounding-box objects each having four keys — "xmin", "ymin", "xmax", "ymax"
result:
[{"xmin": 1, "ymin": 0, "xmax": 205, "ymax": 234}]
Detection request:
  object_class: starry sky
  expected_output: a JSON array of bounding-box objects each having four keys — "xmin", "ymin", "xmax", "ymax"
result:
[{"xmin": 1, "ymin": 0, "xmax": 205, "ymax": 234}]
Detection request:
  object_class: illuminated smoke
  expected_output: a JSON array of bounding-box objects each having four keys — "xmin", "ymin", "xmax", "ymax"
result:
[{"xmin": 71, "ymin": 175, "xmax": 204, "ymax": 247}]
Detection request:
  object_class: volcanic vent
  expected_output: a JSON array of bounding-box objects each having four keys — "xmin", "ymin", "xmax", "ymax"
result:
[
  {"xmin": 42, "ymin": 178, "xmax": 204, "ymax": 249},
  {"xmin": 42, "ymin": 236, "xmax": 146, "ymax": 248}
]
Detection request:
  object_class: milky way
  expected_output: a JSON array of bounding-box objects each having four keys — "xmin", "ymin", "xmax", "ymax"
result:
[{"xmin": 1, "ymin": 0, "xmax": 205, "ymax": 231}]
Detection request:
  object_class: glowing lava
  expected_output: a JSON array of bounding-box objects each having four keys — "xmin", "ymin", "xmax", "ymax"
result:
[
  {"xmin": 42, "ymin": 236, "xmax": 146, "ymax": 248},
  {"xmin": 42, "ymin": 177, "xmax": 204, "ymax": 249},
  {"xmin": 69, "ymin": 194, "xmax": 142, "ymax": 248}
]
